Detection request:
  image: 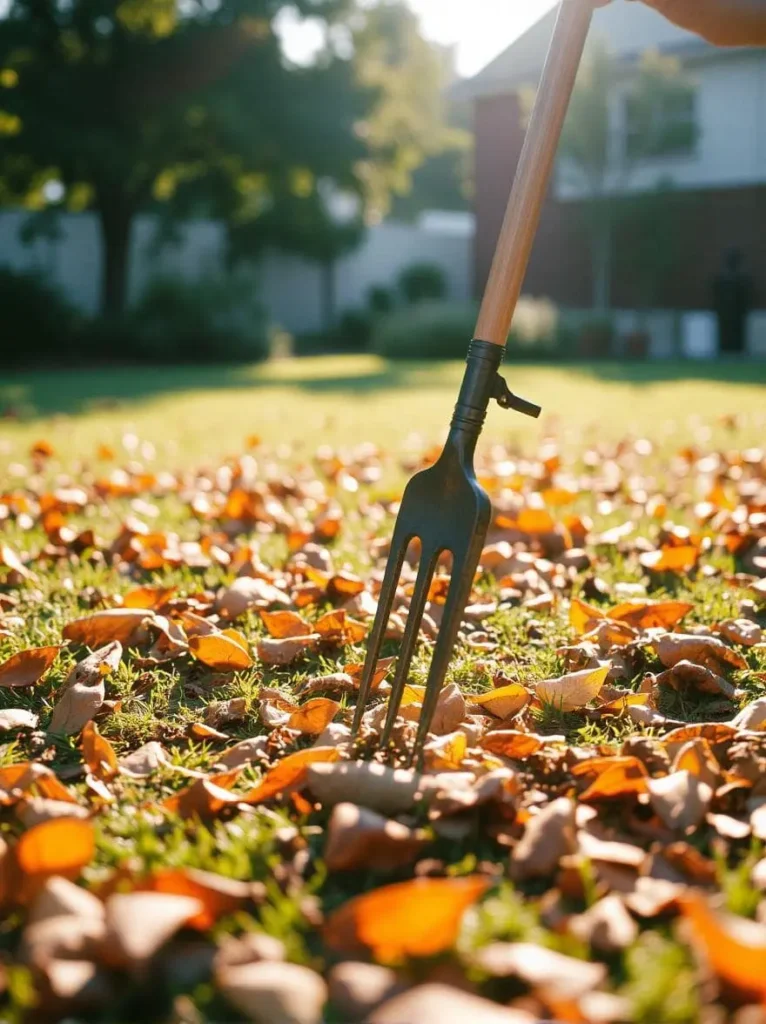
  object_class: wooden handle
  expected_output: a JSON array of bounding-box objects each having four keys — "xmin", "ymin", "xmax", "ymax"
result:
[{"xmin": 475, "ymin": 0, "xmax": 594, "ymax": 346}]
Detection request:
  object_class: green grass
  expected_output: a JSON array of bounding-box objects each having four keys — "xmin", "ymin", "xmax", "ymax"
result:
[
  {"xmin": 3, "ymin": 357, "xmax": 766, "ymax": 464},
  {"xmin": 1, "ymin": 356, "xmax": 765, "ymax": 1022}
]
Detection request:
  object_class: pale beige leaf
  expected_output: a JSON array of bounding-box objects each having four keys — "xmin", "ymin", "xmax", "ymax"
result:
[
  {"xmin": 647, "ymin": 770, "xmax": 712, "ymax": 832},
  {"xmin": 103, "ymin": 892, "xmax": 203, "ymax": 966},
  {"xmin": 534, "ymin": 665, "xmax": 609, "ymax": 711},
  {"xmin": 218, "ymin": 961, "xmax": 328, "ymax": 1024}
]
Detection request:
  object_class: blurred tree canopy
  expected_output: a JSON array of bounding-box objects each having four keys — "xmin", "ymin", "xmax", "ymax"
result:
[{"xmin": 0, "ymin": 0, "xmax": 464, "ymax": 318}]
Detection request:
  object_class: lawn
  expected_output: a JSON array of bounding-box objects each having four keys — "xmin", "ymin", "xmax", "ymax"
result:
[{"xmin": 0, "ymin": 356, "xmax": 765, "ymax": 1023}]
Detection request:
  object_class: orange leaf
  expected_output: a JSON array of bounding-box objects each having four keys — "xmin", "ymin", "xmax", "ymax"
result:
[
  {"xmin": 141, "ymin": 867, "xmax": 256, "ymax": 930},
  {"xmin": 0, "ymin": 645, "xmax": 62, "ymax": 688},
  {"xmin": 189, "ymin": 633, "xmax": 252, "ymax": 672},
  {"xmin": 242, "ymin": 747, "xmax": 340, "ymax": 805},
  {"xmin": 122, "ymin": 585, "xmax": 176, "ymax": 610},
  {"xmin": 680, "ymin": 893, "xmax": 766, "ymax": 1000},
  {"xmin": 63, "ymin": 609, "xmax": 151, "ymax": 648},
  {"xmin": 569, "ymin": 598, "xmax": 604, "ymax": 635},
  {"xmin": 470, "ymin": 683, "xmax": 530, "ymax": 719},
  {"xmin": 481, "ymin": 731, "xmax": 544, "ymax": 759},
  {"xmin": 608, "ymin": 600, "xmax": 693, "ymax": 630},
  {"xmin": 323, "ymin": 876, "xmax": 490, "ymax": 961},
  {"xmin": 81, "ymin": 721, "xmax": 119, "ymax": 781},
  {"xmin": 579, "ymin": 759, "xmax": 649, "ymax": 801},
  {"xmin": 640, "ymin": 545, "xmax": 700, "ymax": 573},
  {"xmin": 259, "ymin": 610, "xmax": 312, "ymax": 639},
  {"xmin": 15, "ymin": 818, "xmax": 95, "ymax": 901},
  {"xmin": 163, "ymin": 769, "xmax": 243, "ymax": 819},
  {"xmin": 287, "ymin": 698, "xmax": 340, "ymax": 735},
  {"xmin": 517, "ymin": 508, "xmax": 556, "ymax": 534}
]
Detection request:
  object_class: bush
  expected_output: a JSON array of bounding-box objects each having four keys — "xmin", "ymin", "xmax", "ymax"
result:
[
  {"xmin": 337, "ymin": 309, "xmax": 373, "ymax": 350},
  {"xmin": 0, "ymin": 266, "xmax": 80, "ymax": 366},
  {"xmin": 367, "ymin": 285, "xmax": 395, "ymax": 316},
  {"xmin": 398, "ymin": 263, "xmax": 447, "ymax": 305},
  {"xmin": 372, "ymin": 297, "xmax": 567, "ymax": 361},
  {"xmin": 372, "ymin": 300, "xmax": 479, "ymax": 360},
  {"xmin": 125, "ymin": 272, "xmax": 271, "ymax": 362}
]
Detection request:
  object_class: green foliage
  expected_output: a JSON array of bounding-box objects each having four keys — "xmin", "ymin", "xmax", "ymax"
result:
[
  {"xmin": 126, "ymin": 272, "xmax": 271, "ymax": 363},
  {"xmin": 372, "ymin": 299, "xmax": 478, "ymax": 359},
  {"xmin": 352, "ymin": 0, "xmax": 469, "ymax": 217},
  {"xmin": 372, "ymin": 297, "xmax": 566, "ymax": 360},
  {"xmin": 0, "ymin": 0, "xmax": 369, "ymax": 314},
  {"xmin": 398, "ymin": 262, "xmax": 447, "ymax": 304},
  {"xmin": 622, "ymin": 933, "xmax": 700, "ymax": 1024},
  {"xmin": 337, "ymin": 308, "xmax": 374, "ymax": 350},
  {"xmin": 367, "ymin": 284, "xmax": 395, "ymax": 315},
  {"xmin": 0, "ymin": 266, "xmax": 80, "ymax": 366}
]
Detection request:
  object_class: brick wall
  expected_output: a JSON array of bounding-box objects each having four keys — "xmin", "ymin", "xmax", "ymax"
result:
[{"xmin": 475, "ymin": 93, "xmax": 766, "ymax": 311}]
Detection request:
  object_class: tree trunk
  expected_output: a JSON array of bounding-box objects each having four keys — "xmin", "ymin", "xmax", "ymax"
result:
[
  {"xmin": 320, "ymin": 259, "xmax": 337, "ymax": 334},
  {"xmin": 97, "ymin": 197, "xmax": 134, "ymax": 316}
]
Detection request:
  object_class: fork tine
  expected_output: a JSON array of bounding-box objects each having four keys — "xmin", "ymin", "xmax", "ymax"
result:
[
  {"xmin": 379, "ymin": 546, "xmax": 439, "ymax": 747},
  {"xmin": 351, "ymin": 524, "xmax": 413, "ymax": 734},
  {"xmin": 410, "ymin": 548, "xmax": 479, "ymax": 769}
]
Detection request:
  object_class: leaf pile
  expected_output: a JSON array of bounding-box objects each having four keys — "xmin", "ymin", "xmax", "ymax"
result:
[{"xmin": 0, "ymin": 427, "xmax": 764, "ymax": 1021}]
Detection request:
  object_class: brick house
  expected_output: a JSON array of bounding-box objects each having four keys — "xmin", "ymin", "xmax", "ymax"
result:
[{"xmin": 453, "ymin": 1, "xmax": 766, "ymax": 355}]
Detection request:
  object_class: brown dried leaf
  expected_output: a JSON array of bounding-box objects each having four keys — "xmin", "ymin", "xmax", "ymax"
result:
[
  {"xmin": 218, "ymin": 961, "xmax": 327, "ymax": 1024},
  {"xmin": 259, "ymin": 609, "xmax": 312, "ymax": 639},
  {"xmin": 655, "ymin": 633, "xmax": 747, "ymax": 673},
  {"xmin": 534, "ymin": 665, "xmax": 609, "ymax": 711},
  {"xmin": 49, "ymin": 642, "xmax": 122, "ymax": 735},
  {"xmin": 63, "ymin": 609, "xmax": 151, "ymax": 648},
  {"xmin": 189, "ymin": 632, "xmax": 252, "ymax": 672},
  {"xmin": 257, "ymin": 634, "xmax": 321, "ymax": 666},
  {"xmin": 0, "ymin": 645, "xmax": 63, "ymax": 688},
  {"xmin": 325, "ymin": 803, "xmax": 428, "ymax": 872},
  {"xmin": 511, "ymin": 797, "xmax": 577, "ymax": 881},
  {"xmin": 474, "ymin": 942, "xmax": 607, "ymax": 1001},
  {"xmin": 647, "ymin": 770, "xmax": 713, "ymax": 832},
  {"xmin": 81, "ymin": 721, "xmax": 118, "ymax": 781},
  {"xmin": 242, "ymin": 747, "xmax": 340, "ymax": 805},
  {"xmin": 369, "ymin": 985, "xmax": 535, "ymax": 1024},
  {"xmin": 0, "ymin": 708, "xmax": 39, "ymax": 731},
  {"xmin": 103, "ymin": 892, "xmax": 202, "ymax": 967},
  {"xmin": 287, "ymin": 697, "xmax": 340, "ymax": 735}
]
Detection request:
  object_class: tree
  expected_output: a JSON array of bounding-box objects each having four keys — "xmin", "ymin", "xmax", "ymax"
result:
[
  {"xmin": 558, "ymin": 42, "xmax": 698, "ymax": 313},
  {"xmin": 0, "ymin": 0, "xmax": 368, "ymax": 315},
  {"xmin": 350, "ymin": 0, "xmax": 469, "ymax": 220}
]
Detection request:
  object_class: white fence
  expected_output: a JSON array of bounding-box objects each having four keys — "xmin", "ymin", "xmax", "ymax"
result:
[{"xmin": 0, "ymin": 209, "xmax": 473, "ymax": 335}]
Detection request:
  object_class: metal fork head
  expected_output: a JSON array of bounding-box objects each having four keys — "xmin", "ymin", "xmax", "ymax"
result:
[{"xmin": 351, "ymin": 340, "xmax": 540, "ymax": 767}]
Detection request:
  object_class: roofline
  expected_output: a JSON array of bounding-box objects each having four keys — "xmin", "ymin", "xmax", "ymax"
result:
[{"xmin": 450, "ymin": 30, "xmax": 752, "ymax": 104}]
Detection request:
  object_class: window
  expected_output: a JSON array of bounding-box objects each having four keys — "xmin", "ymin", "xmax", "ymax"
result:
[{"xmin": 623, "ymin": 87, "xmax": 698, "ymax": 162}]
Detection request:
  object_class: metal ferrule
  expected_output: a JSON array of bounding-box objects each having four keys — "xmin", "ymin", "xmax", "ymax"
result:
[{"xmin": 450, "ymin": 339, "xmax": 504, "ymax": 435}]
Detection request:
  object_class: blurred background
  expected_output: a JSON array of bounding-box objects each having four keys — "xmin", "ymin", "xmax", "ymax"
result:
[{"xmin": 1, "ymin": 0, "xmax": 765, "ymax": 375}]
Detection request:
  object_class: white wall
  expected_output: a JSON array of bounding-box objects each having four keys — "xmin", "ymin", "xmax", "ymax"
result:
[
  {"xmin": 0, "ymin": 210, "xmax": 473, "ymax": 334},
  {"xmin": 557, "ymin": 49, "xmax": 766, "ymax": 200}
]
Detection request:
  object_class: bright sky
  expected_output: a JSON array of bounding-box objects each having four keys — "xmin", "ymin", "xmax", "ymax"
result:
[{"xmin": 408, "ymin": 0, "xmax": 557, "ymax": 76}]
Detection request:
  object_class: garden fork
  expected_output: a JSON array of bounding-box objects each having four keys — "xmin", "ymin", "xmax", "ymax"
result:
[{"xmin": 352, "ymin": 0, "xmax": 596, "ymax": 766}]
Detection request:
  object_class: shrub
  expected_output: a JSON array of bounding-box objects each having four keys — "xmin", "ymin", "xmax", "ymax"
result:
[
  {"xmin": 337, "ymin": 309, "xmax": 373, "ymax": 350},
  {"xmin": 372, "ymin": 300, "xmax": 479, "ymax": 360},
  {"xmin": 372, "ymin": 296, "xmax": 567, "ymax": 361},
  {"xmin": 398, "ymin": 263, "xmax": 447, "ymax": 305},
  {"xmin": 0, "ymin": 266, "xmax": 80, "ymax": 366},
  {"xmin": 125, "ymin": 272, "xmax": 271, "ymax": 362},
  {"xmin": 367, "ymin": 285, "xmax": 395, "ymax": 316}
]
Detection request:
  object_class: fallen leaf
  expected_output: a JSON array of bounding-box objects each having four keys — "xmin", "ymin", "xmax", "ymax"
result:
[
  {"xmin": 218, "ymin": 961, "xmax": 328, "ymax": 1024},
  {"xmin": 470, "ymin": 683, "xmax": 530, "ymax": 719},
  {"xmin": 306, "ymin": 760, "xmax": 436, "ymax": 815},
  {"xmin": 655, "ymin": 633, "xmax": 746, "ymax": 674},
  {"xmin": 640, "ymin": 545, "xmax": 700, "ymax": 573},
  {"xmin": 163, "ymin": 770, "xmax": 242, "ymax": 819},
  {"xmin": 369, "ymin": 984, "xmax": 536, "ymax": 1024},
  {"xmin": 243, "ymin": 747, "xmax": 340, "ymax": 805},
  {"xmin": 647, "ymin": 770, "xmax": 712, "ymax": 832},
  {"xmin": 189, "ymin": 632, "xmax": 252, "ymax": 672},
  {"xmin": 287, "ymin": 698, "xmax": 340, "ymax": 735},
  {"xmin": 205, "ymin": 698, "xmax": 247, "ymax": 730},
  {"xmin": 119, "ymin": 741, "xmax": 169, "ymax": 777},
  {"xmin": 481, "ymin": 731, "xmax": 544, "ymax": 759},
  {"xmin": 49, "ymin": 642, "xmax": 122, "ymax": 735},
  {"xmin": 257, "ymin": 634, "xmax": 321, "ymax": 666},
  {"xmin": 16, "ymin": 819, "xmax": 95, "ymax": 902},
  {"xmin": 609, "ymin": 600, "xmax": 693, "ymax": 630},
  {"xmin": 0, "ymin": 645, "xmax": 63, "ymax": 688},
  {"xmin": 578, "ymin": 757, "xmax": 648, "ymax": 801},
  {"xmin": 141, "ymin": 867, "xmax": 259, "ymax": 930},
  {"xmin": 260, "ymin": 609, "xmax": 312, "ymax": 639},
  {"xmin": 511, "ymin": 797, "xmax": 577, "ymax": 881},
  {"xmin": 103, "ymin": 891, "xmax": 202, "ymax": 967},
  {"xmin": 323, "ymin": 876, "xmax": 490, "ymax": 961},
  {"xmin": 569, "ymin": 894, "xmax": 638, "ymax": 953},
  {"xmin": 80, "ymin": 721, "xmax": 118, "ymax": 781},
  {"xmin": 122, "ymin": 585, "xmax": 176, "ymax": 610},
  {"xmin": 679, "ymin": 893, "xmax": 766, "ymax": 1001},
  {"xmin": 0, "ymin": 708, "xmax": 39, "ymax": 731},
  {"xmin": 63, "ymin": 609, "xmax": 151, "ymax": 648},
  {"xmin": 655, "ymin": 660, "xmax": 737, "ymax": 699},
  {"xmin": 474, "ymin": 942, "xmax": 607, "ymax": 1001},
  {"xmin": 534, "ymin": 665, "xmax": 609, "ymax": 711},
  {"xmin": 325, "ymin": 803, "xmax": 428, "ymax": 872}
]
